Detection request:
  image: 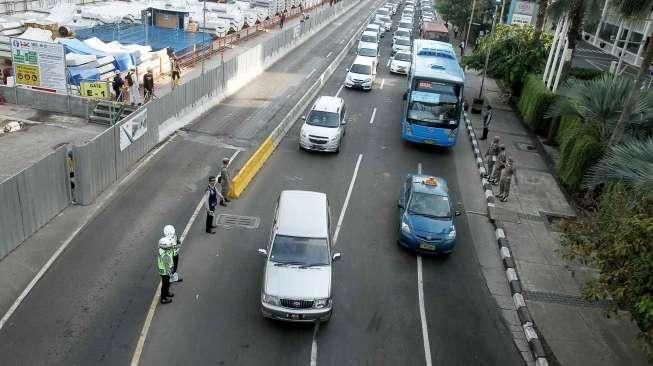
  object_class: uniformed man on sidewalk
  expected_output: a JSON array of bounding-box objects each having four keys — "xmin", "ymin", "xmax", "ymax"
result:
[
  {"xmin": 219, "ymin": 158, "xmax": 232, "ymax": 204},
  {"xmin": 204, "ymin": 176, "xmax": 225, "ymax": 234},
  {"xmin": 497, "ymin": 158, "xmax": 518, "ymax": 202},
  {"xmin": 485, "ymin": 136, "xmax": 500, "ymax": 177},
  {"xmin": 163, "ymin": 225, "xmax": 183, "ymax": 283},
  {"xmin": 490, "ymin": 145, "xmax": 507, "ymax": 184},
  {"xmin": 157, "ymin": 237, "xmax": 175, "ymax": 304},
  {"xmin": 479, "ymin": 104, "xmax": 493, "ymax": 140}
]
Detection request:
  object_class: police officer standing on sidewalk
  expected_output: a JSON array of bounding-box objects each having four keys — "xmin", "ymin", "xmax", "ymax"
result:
[
  {"xmin": 219, "ymin": 158, "xmax": 232, "ymax": 204},
  {"xmin": 205, "ymin": 176, "xmax": 226, "ymax": 234},
  {"xmin": 157, "ymin": 237, "xmax": 175, "ymax": 304},
  {"xmin": 480, "ymin": 104, "xmax": 493, "ymax": 140},
  {"xmin": 163, "ymin": 225, "xmax": 183, "ymax": 283},
  {"xmin": 485, "ymin": 136, "xmax": 500, "ymax": 176},
  {"xmin": 490, "ymin": 144, "xmax": 507, "ymax": 184},
  {"xmin": 497, "ymin": 158, "xmax": 518, "ymax": 202}
]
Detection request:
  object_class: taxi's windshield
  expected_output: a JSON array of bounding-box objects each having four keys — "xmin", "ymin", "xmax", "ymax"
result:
[{"xmin": 408, "ymin": 192, "xmax": 451, "ymax": 218}]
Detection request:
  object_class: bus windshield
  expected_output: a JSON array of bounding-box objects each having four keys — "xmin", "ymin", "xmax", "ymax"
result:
[{"xmin": 407, "ymin": 90, "xmax": 459, "ymax": 128}]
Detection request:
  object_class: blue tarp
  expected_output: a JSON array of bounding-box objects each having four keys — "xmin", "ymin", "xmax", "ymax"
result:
[
  {"xmin": 58, "ymin": 38, "xmax": 134, "ymax": 72},
  {"xmin": 68, "ymin": 68, "xmax": 100, "ymax": 86}
]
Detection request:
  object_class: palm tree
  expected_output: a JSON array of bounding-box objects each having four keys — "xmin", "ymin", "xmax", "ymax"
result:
[
  {"xmin": 535, "ymin": 0, "xmax": 550, "ymax": 40},
  {"xmin": 585, "ymin": 136, "xmax": 653, "ymax": 190},
  {"xmin": 608, "ymin": 0, "xmax": 653, "ymax": 145},
  {"xmin": 547, "ymin": 74, "xmax": 638, "ymax": 140}
]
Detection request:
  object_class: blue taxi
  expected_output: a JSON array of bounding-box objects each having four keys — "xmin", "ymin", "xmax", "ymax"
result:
[{"xmin": 397, "ymin": 174, "xmax": 460, "ymax": 255}]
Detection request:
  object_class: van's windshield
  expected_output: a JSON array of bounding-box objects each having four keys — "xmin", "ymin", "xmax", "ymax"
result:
[{"xmin": 270, "ymin": 235, "xmax": 330, "ymax": 265}]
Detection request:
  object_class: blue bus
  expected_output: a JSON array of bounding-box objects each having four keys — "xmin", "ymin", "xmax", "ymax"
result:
[{"xmin": 401, "ymin": 40, "xmax": 465, "ymax": 147}]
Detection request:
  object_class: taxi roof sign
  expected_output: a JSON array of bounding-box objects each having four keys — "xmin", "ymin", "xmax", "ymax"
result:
[{"xmin": 423, "ymin": 176, "xmax": 438, "ymax": 186}]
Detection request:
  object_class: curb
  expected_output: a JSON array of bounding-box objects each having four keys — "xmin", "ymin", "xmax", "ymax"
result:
[
  {"xmin": 229, "ymin": 0, "xmax": 378, "ymax": 198},
  {"xmin": 463, "ymin": 112, "xmax": 549, "ymax": 366}
]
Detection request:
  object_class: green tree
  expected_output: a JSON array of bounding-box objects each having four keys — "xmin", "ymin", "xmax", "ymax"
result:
[
  {"xmin": 534, "ymin": 0, "xmax": 550, "ymax": 39},
  {"xmin": 585, "ymin": 137, "xmax": 653, "ymax": 190}
]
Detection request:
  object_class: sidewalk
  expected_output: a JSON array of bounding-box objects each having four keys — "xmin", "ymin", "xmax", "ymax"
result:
[{"xmin": 463, "ymin": 69, "xmax": 648, "ymax": 365}]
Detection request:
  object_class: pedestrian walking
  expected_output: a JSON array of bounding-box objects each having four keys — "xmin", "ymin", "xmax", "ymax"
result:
[
  {"xmin": 485, "ymin": 136, "xmax": 500, "ymax": 176},
  {"xmin": 453, "ymin": 28, "xmax": 458, "ymax": 40},
  {"xmin": 125, "ymin": 68, "xmax": 142, "ymax": 106},
  {"xmin": 280, "ymin": 11, "xmax": 285, "ymax": 29},
  {"xmin": 480, "ymin": 104, "xmax": 493, "ymax": 140},
  {"xmin": 112, "ymin": 74, "xmax": 124, "ymax": 102},
  {"xmin": 459, "ymin": 40, "xmax": 465, "ymax": 56},
  {"xmin": 490, "ymin": 145, "xmax": 507, "ymax": 184},
  {"xmin": 143, "ymin": 68, "xmax": 154, "ymax": 102},
  {"xmin": 163, "ymin": 225, "xmax": 183, "ymax": 283},
  {"xmin": 171, "ymin": 55, "xmax": 181, "ymax": 89},
  {"xmin": 497, "ymin": 159, "xmax": 518, "ymax": 201},
  {"xmin": 219, "ymin": 158, "xmax": 232, "ymax": 203},
  {"xmin": 204, "ymin": 176, "xmax": 225, "ymax": 234},
  {"xmin": 157, "ymin": 237, "xmax": 175, "ymax": 304}
]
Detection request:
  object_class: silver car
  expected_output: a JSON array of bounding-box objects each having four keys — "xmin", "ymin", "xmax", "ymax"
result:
[{"xmin": 259, "ymin": 190, "xmax": 342, "ymax": 322}]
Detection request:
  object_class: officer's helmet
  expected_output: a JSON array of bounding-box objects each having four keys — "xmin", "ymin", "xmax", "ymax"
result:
[{"xmin": 163, "ymin": 225, "xmax": 176, "ymax": 238}]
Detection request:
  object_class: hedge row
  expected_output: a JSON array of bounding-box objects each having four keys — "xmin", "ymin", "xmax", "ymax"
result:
[
  {"xmin": 517, "ymin": 74, "xmax": 556, "ymax": 133},
  {"xmin": 556, "ymin": 116, "xmax": 604, "ymax": 190}
]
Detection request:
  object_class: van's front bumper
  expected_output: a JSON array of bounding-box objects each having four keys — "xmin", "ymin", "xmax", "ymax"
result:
[
  {"xmin": 299, "ymin": 136, "xmax": 339, "ymax": 152},
  {"xmin": 261, "ymin": 303, "xmax": 332, "ymax": 322},
  {"xmin": 344, "ymin": 80, "xmax": 373, "ymax": 90}
]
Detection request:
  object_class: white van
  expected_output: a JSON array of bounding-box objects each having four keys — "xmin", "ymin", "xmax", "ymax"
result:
[
  {"xmin": 365, "ymin": 23, "xmax": 383, "ymax": 38},
  {"xmin": 345, "ymin": 56, "xmax": 376, "ymax": 91},
  {"xmin": 359, "ymin": 30, "xmax": 379, "ymax": 46},
  {"xmin": 299, "ymin": 96, "xmax": 348, "ymax": 153},
  {"xmin": 258, "ymin": 190, "xmax": 342, "ymax": 322}
]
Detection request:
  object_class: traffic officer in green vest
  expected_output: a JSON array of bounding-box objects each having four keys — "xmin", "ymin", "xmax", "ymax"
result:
[
  {"xmin": 157, "ymin": 237, "xmax": 175, "ymax": 304},
  {"xmin": 163, "ymin": 225, "xmax": 183, "ymax": 283}
]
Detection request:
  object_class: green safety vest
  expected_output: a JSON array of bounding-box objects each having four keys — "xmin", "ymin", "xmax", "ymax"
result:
[
  {"xmin": 157, "ymin": 248, "xmax": 174, "ymax": 276},
  {"xmin": 171, "ymin": 235, "xmax": 180, "ymax": 256}
]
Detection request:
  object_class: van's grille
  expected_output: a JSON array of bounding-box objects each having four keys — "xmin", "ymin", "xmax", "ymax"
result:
[
  {"xmin": 308, "ymin": 136, "xmax": 328, "ymax": 145},
  {"xmin": 280, "ymin": 299, "xmax": 314, "ymax": 309}
]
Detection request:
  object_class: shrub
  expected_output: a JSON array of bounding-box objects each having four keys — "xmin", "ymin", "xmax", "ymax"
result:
[
  {"xmin": 556, "ymin": 121, "xmax": 604, "ymax": 191},
  {"xmin": 567, "ymin": 68, "xmax": 605, "ymax": 81},
  {"xmin": 518, "ymin": 74, "xmax": 556, "ymax": 133}
]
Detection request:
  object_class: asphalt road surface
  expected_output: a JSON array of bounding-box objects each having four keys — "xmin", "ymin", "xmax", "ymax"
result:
[{"xmin": 0, "ymin": 1, "xmax": 523, "ymax": 365}]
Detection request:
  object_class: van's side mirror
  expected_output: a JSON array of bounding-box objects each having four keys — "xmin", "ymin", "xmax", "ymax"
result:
[
  {"xmin": 398, "ymin": 200, "xmax": 404, "ymax": 209},
  {"xmin": 258, "ymin": 248, "xmax": 268, "ymax": 256},
  {"xmin": 341, "ymin": 119, "xmax": 347, "ymax": 125},
  {"xmin": 332, "ymin": 252, "xmax": 342, "ymax": 262},
  {"xmin": 403, "ymin": 92, "xmax": 407, "ymax": 100},
  {"xmin": 301, "ymin": 115, "xmax": 306, "ymax": 120},
  {"xmin": 345, "ymin": 68, "xmax": 349, "ymax": 72}
]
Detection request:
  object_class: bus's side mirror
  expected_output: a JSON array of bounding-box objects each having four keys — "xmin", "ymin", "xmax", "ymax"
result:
[{"xmin": 403, "ymin": 92, "xmax": 407, "ymax": 101}]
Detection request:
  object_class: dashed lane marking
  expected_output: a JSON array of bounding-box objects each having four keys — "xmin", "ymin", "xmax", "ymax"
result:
[
  {"xmin": 417, "ymin": 256, "xmax": 433, "ymax": 366},
  {"xmin": 305, "ymin": 68, "xmax": 317, "ymax": 80},
  {"xmin": 335, "ymin": 84, "xmax": 344, "ymax": 98},
  {"xmin": 326, "ymin": 51, "xmax": 333, "ymax": 58},
  {"xmin": 380, "ymin": 78, "xmax": 385, "ymax": 89},
  {"xmin": 369, "ymin": 107, "xmax": 377, "ymax": 125}
]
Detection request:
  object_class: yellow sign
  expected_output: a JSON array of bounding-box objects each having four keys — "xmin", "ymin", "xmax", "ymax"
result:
[
  {"xmin": 80, "ymin": 81, "xmax": 111, "ymax": 100},
  {"xmin": 14, "ymin": 64, "xmax": 39, "ymax": 86}
]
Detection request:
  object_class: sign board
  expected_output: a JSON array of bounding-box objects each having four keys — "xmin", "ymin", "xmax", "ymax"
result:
[
  {"xmin": 508, "ymin": 0, "xmax": 537, "ymax": 26},
  {"xmin": 10, "ymin": 38, "xmax": 67, "ymax": 94},
  {"xmin": 80, "ymin": 81, "xmax": 111, "ymax": 100},
  {"xmin": 119, "ymin": 109, "xmax": 148, "ymax": 151},
  {"xmin": 511, "ymin": 14, "xmax": 533, "ymax": 25}
]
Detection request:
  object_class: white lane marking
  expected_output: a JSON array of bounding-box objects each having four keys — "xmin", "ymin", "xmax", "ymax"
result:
[
  {"xmin": 380, "ymin": 78, "xmax": 385, "ymax": 89},
  {"xmin": 333, "ymin": 154, "xmax": 363, "ymax": 245},
  {"xmin": 0, "ymin": 133, "xmax": 177, "ymax": 332},
  {"xmin": 305, "ymin": 68, "xmax": 317, "ymax": 80},
  {"xmin": 326, "ymin": 51, "xmax": 333, "ymax": 58},
  {"xmin": 335, "ymin": 84, "xmax": 344, "ymax": 97},
  {"xmin": 369, "ymin": 107, "xmax": 377, "ymax": 125},
  {"xmin": 585, "ymin": 58, "xmax": 606, "ymax": 71},
  {"xmin": 338, "ymin": 38, "xmax": 345, "ymax": 44},
  {"xmin": 417, "ymin": 163, "xmax": 422, "ymax": 174},
  {"xmin": 386, "ymin": 59, "xmax": 391, "ymax": 68},
  {"xmin": 417, "ymin": 256, "xmax": 433, "ymax": 366},
  {"xmin": 130, "ymin": 149, "xmax": 240, "ymax": 366},
  {"xmin": 310, "ymin": 322, "xmax": 320, "ymax": 366}
]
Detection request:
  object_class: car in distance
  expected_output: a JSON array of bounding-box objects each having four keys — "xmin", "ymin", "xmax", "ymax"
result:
[
  {"xmin": 389, "ymin": 50, "xmax": 411, "ymax": 75},
  {"xmin": 299, "ymin": 96, "xmax": 348, "ymax": 152},
  {"xmin": 345, "ymin": 55, "xmax": 376, "ymax": 91},
  {"xmin": 397, "ymin": 175, "xmax": 461, "ymax": 255}
]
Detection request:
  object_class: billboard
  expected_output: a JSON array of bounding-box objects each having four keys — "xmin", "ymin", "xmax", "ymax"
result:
[
  {"xmin": 10, "ymin": 38, "xmax": 67, "ymax": 94},
  {"xmin": 119, "ymin": 109, "xmax": 148, "ymax": 151},
  {"xmin": 507, "ymin": 0, "xmax": 538, "ymax": 26}
]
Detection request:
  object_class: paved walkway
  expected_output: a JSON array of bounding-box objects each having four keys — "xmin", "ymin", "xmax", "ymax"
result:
[{"xmin": 462, "ymin": 65, "xmax": 648, "ymax": 365}]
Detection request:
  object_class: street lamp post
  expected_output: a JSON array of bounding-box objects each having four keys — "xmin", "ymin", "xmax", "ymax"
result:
[
  {"xmin": 478, "ymin": 1, "xmax": 500, "ymax": 100},
  {"xmin": 464, "ymin": 0, "xmax": 477, "ymax": 52}
]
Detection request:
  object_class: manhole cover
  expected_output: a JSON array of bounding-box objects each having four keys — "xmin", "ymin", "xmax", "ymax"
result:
[
  {"xmin": 216, "ymin": 214, "xmax": 260, "ymax": 229},
  {"xmin": 542, "ymin": 212, "xmax": 575, "ymax": 232},
  {"xmin": 515, "ymin": 142, "xmax": 537, "ymax": 152}
]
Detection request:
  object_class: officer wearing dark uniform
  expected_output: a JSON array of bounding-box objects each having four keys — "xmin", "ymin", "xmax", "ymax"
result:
[{"xmin": 204, "ymin": 176, "xmax": 225, "ymax": 234}]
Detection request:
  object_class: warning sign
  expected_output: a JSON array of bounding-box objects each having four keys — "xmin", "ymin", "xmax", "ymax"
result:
[
  {"xmin": 80, "ymin": 81, "xmax": 111, "ymax": 100},
  {"xmin": 10, "ymin": 38, "xmax": 67, "ymax": 94}
]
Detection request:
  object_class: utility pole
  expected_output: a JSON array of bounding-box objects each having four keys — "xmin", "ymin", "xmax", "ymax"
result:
[{"xmin": 465, "ymin": 0, "xmax": 477, "ymax": 52}]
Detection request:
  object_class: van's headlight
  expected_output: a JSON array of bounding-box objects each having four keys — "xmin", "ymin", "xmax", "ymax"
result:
[
  {"xmin": 447, "ymin": 228, "xmax": 456, "ymax": 240},
  {"xmin": 314, "ymin": 298, "xmax": 330, "ymax": 308},
  {"xmin": 401, "ymin": 220, "xmax": 411, "ymax": 235},
  {"xmin": 262, "ymin": 293, "xmax": 280, "ymax": 305},
  {"xmin": 300, "ymin": 129, "xmax": 308, "ymax": 138}
]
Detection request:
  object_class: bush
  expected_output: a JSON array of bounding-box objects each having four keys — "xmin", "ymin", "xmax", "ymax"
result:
[
  {"xmin": 560, "ymin": 184, "xmax": 653, "ymax": 361},
  {"xmin": 518, "ymin": 74, "xmax": 557, "ymax": 133},
  {"xmin": 567, "ymin": 68, "xmax": 605, "ymax": 81},
  {"xmin": 556, "ymin": 119, "xmax": 603, "ymax": 191}
]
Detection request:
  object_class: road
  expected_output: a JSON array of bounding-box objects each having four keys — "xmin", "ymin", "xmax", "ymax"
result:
[
  {"xmin": 572, "ymin": 40, "xmax": 638, "ymax": 78},
  {"xmin": 0, "ymin": 1, "xmax": 523, "ymax": 365}
]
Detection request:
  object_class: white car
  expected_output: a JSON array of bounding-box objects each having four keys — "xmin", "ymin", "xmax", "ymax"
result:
[
  {"xmin": 365, "ymin": 23, "xmax": 383, "ymax": 38},
  {"xmin": 357, "ymin": 43, "xmax": 379, "ymax": 70},
  {"xmin": 373, "ymin": 18, "xmax": 389, "ymax": 33},
  {"xmin": 399, "ymin": 20, "xmax": 413, "ymax": 31},
  {"xmin": 375, "ymin": 14, "xmax": 392, "ymax": 31},
  {"xmin": 345, "ymin": 56, "xmax": 376, "ymax": 91},
  {"xmin": 359, "ymin": 30, "xmax": 379, "ymax": 46},
  {"xmin": 299, "ymin": 96, "xmax": 348, "ymax": 152},
  {"xmin": 392, "ymin": 36, "xmax": 411, "ymax": 54},
  {"xmin": 389, "ymin": 50, "xmax": 411, "ymax": 75},
  {"xmin": 394, "ymin": 29, "xmax": 411, "ymax": 41}
]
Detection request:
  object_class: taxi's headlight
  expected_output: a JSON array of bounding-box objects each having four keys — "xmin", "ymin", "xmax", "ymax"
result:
[
  {"xmin": 447, "ymin": 228, "xmax": 457, "ymax": 240},
  {"xmin": 300, "ymin": 129, "xmax": 308, "ymax": 138},
  {"xmin": 401, "ymin": 220, "xmax": 411, "ymax": 235},
  {"xmin": 314, "ymin": 298, "xmax": 330, "ymax": 308},
  {"xmin": 262, "ymin": 293, "xmax": 280, "ymax": 305}
]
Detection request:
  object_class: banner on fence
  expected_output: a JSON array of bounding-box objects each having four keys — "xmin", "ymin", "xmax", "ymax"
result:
[
  {"xmin": 119, "ymin": 109, "xmax": 148, "ymax": 151},
  {"xmin": 10, "ymin": 38, "xmax": 67, "ymax": 94},
  {"xmin": 80, "ymin": 80, "xmax": 111, "ymax": 100}
]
